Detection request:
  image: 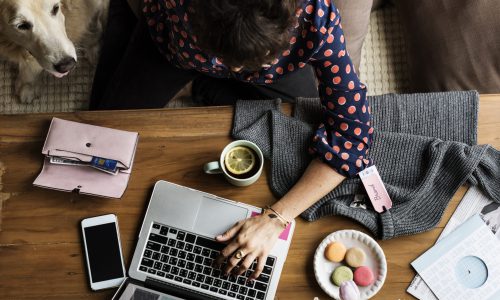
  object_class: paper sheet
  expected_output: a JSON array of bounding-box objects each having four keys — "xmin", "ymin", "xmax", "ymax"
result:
[
  {"xmin": 407, "ymin": 186, "xmax": 500, "ymax": 299},
  {"xmin": 411, "ymin": 215, "xmax": 500, "ymax": 300}
]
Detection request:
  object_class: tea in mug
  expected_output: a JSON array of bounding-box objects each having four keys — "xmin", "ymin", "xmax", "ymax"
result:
[{"xmin": 224, "ymin": 146, "xmax": 261, "ymax": 179}]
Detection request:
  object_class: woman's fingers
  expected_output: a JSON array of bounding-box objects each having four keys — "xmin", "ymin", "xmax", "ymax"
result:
[
  {"xmin": 235, "ymin": 252, "xmax": 257, "ymax": 276},
  {"xmin": 223, "ymin": 251, "xmax": 241, "ymax": 275},
  {"xmin": 222, "ymin": 246, "xmax": 252, "ymax": 275},
  {"xmin": 249, "ymin": 254, "xmax": 267, "ymax": 281},
  {"xmin": 216, "ymin": 221, "xmax": 243, "ymax": 242},
  {"xmin": 215, "ymin": 240, "xmax": 240, "ymax": 266},
  {"xmin": 214, "ymin": 221, "xmax": 244, "ymax": 267}
]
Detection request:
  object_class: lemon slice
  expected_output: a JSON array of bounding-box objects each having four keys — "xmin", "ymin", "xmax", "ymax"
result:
[{"xmin": 224, "ymin": 146, "xmax": 256, "ymax": 175}]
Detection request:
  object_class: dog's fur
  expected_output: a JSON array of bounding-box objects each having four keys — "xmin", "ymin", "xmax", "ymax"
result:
[{"xmin": 0, "ymin": 0, "xmax": 108, "ymax": 103}]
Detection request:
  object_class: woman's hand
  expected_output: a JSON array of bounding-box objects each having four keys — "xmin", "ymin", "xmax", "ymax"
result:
[
  {"xmin": 214, "ymin": 159, "xmax": 346, "ymax": 281},
  {"xmin": 214, "ymin": 211, "xmax": 285, "ymax": 281}
]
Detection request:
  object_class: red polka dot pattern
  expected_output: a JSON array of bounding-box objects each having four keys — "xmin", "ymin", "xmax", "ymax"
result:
[{"xmin": 143, "ymin": 0, "xmax": 373, "ymax": 177}]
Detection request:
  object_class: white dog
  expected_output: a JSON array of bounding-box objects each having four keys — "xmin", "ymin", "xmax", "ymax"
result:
[{"xmin": 0, "ymin": 0, "xmax": 109, "ymax": 103}]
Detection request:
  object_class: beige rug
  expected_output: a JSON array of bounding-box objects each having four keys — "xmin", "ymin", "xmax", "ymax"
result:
[
  {"xmin": 0, "ymin": 59, "xmax": 94, "ymax": 114},
  {"xmin": 359, "ymin": 4, "xmax": 410, "ymax": 95},
  {"xmin": 0, "ymin": 5, "xmax": 409, "ymax": 114}
]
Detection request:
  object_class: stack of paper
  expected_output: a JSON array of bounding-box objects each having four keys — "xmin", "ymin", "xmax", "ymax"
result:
[{"xmin": 408, "ymin": 187, "xmax": 500, "ymax": 300}]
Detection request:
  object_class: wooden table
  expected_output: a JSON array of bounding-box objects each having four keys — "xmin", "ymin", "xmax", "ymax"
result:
[{"xmin": 0, "ymin": 95, "xmax": 499, "ymax": 299}]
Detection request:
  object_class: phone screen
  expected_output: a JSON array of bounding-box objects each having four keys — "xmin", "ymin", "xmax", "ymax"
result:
[{"xmin": 84, "ymin": 222, "xmax": 124, "ymax": 283}]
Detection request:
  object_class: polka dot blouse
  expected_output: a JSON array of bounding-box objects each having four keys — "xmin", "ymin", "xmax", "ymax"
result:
[{"xmin": 143, "ymin": 0, "xmax": 373, "ymax": 177}]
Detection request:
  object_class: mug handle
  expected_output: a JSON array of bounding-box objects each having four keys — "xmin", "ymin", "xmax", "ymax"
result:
[{"xmin": 203, "ymin": 161, "xmax": 223, "ymax": 174}]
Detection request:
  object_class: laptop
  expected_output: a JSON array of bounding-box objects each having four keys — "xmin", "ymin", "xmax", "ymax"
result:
[{"xmin": 113, "ymin": 180, "xmax": 295, "ymax": 300}]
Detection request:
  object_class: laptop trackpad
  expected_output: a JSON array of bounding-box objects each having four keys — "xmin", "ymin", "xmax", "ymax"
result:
[{"xmin": 193, "ymin": 196, "xmax": 249, "ymax": 238}]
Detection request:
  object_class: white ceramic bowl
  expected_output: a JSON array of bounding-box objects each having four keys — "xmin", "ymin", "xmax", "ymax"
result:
[{"xmin": 313, "ymin": 230, "xmax": 387, "ymax": 299}]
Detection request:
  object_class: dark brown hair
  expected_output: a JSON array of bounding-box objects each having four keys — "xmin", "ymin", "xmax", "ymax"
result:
[{"xmin": 189, "ymin": 0, "xmax": 299, "ymax": 70}]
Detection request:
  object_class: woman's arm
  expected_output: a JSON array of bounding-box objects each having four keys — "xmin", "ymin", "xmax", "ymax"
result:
[
  {"xmin": 215, "ymin": 158, "xmax": 345, "ymax": 280},
  {"xmin": 271, "ymin": 158, "xmax": 346, "ymax": 221}
]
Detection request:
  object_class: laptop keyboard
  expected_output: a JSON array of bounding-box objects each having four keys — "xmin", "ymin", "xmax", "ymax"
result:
[{"xmin": 138, "ymin": 222, "xmax": 276, "ymax": 300}]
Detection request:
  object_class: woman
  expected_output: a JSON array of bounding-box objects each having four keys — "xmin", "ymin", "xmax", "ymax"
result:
[{"xmin": 91, "ymin": 0, "xmax": 373, "ymax": 281}]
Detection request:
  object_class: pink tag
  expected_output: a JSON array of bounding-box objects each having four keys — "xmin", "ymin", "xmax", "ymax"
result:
[
  {"xmin": 358, "ymin": 166, "xmax": 392, "ymax": 213},
  {"xmin": 251, "ymin": 211, "xmax": 291, "ymax": 241}
]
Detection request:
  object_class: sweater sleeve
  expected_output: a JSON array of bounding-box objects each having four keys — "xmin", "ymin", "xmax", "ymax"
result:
[{"xmin": 307, "ymin": 3, "xmax": 373, "ymax": 177}]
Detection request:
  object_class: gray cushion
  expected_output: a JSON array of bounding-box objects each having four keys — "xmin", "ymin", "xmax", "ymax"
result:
[{"xmin": 334, "ymin": 0, "xmax": 374, "ymax": 72}]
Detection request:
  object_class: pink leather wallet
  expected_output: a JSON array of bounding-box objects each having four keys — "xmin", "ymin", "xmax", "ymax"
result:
[{"xmin": 33, "ymin": 118, "xmax": 139, "ymax": 198}]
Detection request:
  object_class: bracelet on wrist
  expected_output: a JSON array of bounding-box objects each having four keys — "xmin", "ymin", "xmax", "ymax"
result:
[{"xmin": 264, "ymin": 205, "xmax": 291, "ymax": 228}]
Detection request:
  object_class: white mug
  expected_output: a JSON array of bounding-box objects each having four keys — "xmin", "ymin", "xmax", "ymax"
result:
[{"xmin": 203, "ymin": 140, "xmax": 264, "ymax": 187}]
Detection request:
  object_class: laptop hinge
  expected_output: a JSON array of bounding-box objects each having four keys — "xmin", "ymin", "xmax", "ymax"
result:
[{"xmin": 145, "ymin": 277, "xmax": 222, "ymax": 300}]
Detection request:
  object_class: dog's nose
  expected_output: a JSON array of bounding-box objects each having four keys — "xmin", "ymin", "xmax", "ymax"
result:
[{"xmin": 54, "ymin": 57, "xmax": 76, "ymax": 73}]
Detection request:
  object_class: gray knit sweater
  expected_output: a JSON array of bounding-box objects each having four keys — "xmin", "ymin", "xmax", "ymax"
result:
[{"xmin": 232, "ymin": 91, "xmax": 500, "ymax": 239}]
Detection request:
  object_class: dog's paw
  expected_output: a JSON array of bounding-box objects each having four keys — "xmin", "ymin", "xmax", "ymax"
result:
[{"xmin": 15, "ymin": 80, "xmax": 40, "ymax": 104}]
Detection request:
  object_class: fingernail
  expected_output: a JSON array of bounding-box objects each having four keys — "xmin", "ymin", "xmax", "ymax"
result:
[{"xmin": 216, "ymin": 235, "xmax": 222, "ymax": 239}]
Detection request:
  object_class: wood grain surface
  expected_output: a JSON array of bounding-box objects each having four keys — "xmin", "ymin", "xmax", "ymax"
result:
[{"xmin": 0, "ymin": 94, "xmax": 499, "ymax": 299}]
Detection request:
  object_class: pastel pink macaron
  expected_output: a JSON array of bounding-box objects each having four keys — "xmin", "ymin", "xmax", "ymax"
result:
[{"xmin": 353, "ymin": 266, "xmax": 375, "ymax": 286}]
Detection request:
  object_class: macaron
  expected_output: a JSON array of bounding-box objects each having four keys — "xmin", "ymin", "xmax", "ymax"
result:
[
  {"xmin": 345, "ymin": 247, "xmax": 366, "ymax": 268},
  {"xmin": 353, "ymin": 266, "xmax": 375, "ymax": 286},
  {"xmin": 331, "ymin": 266, "xmax": 353, "ymax": 286},
  {"xmin": 324, "ymin": 241, "xmax": 347, "ymax": 262},
  {"xmin": 339, "ymin": 280, "xmax": 360, "ymax": 300}
]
